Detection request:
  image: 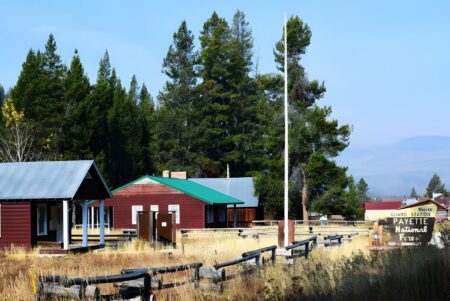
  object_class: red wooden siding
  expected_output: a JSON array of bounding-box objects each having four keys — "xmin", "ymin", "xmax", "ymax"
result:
[
  {"xmin": 227, "ymin": 208, "xmax": 257, "ymax": 227},
  {"xmin": 0, "ymin": 201, "xmax": 32, "ymax": 250},
  {"xmin": 92, "ymin": 183, "xmax": 206, "ymax": 229}
]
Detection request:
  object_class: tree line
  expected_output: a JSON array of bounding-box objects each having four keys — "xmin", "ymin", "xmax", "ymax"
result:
[{"xmin": 0, "ymin": 11, "xmax": 364, "ymax": 219}]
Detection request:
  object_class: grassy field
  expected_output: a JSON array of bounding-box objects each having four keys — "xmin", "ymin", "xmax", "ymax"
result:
[{"xmin": 0, "ymin": 225, "xmax": 448, "ymax": 300}]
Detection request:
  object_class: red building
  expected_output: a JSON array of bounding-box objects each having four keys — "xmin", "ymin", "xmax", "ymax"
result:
[
  {"xmin": 189, "ymin": 177, "xmax": 263, "ymax": 227},
  {"xmin": 0, "ymin": 161, "xmax": 111, "ymax": 252},
  {"xmin": 90, "ymin": 176, "xmax": 243, "ymax": 229}
]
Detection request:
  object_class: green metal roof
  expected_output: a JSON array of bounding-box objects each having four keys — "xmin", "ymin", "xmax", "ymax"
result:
[{"xmin": 112, "ymin": 175, "xmax": 243, "ymax": 205}]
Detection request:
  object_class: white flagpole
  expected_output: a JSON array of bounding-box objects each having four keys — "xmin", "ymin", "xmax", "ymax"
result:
[{"xmin": 284, "ymin": 13, "xmax": 289, "ymax": 247}]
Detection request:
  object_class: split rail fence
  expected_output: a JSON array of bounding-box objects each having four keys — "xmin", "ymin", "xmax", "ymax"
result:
[{"xmin": 37, "ymin": 234, "xmax": 344, "ymax": 300}]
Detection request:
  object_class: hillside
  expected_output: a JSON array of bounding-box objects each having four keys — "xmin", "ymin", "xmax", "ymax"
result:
[{"xmin": 337, "ymin": 136, "xmax": 450, "ymax": 196}]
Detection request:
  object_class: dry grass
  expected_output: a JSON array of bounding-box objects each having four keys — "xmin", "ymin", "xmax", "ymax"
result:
[{"xmin": 2, "ymin": 228, "xmax": 425, "ymax": 301}]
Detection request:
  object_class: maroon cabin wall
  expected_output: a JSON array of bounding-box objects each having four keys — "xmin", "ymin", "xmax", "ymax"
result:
[
  {"xmin": 91, "ymin": 184, "xmax": 206, "ymax": 229},
  {"xmin": 0, "ymin": 201, "xmax": 32, "ymax": 250},
  {"xmin": 227, "ymin": 207, "xmax": 256, "ymax": 227}
]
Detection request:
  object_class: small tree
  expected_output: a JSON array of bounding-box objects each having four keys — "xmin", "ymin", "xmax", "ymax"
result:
[
  {"xmin": 410, "ymin": 187, "xmax": 418, "ymax": 198},
  {"xmin": 0, "ymin": 98, "xmax": 38, "ymax": 162},
  {"xmin": 425, "ymin": 173, "xmax": 447, "ymax": 198},
  {"xmin": 357, "ymin": 178, "xmax": 369, "ymax": 203}
]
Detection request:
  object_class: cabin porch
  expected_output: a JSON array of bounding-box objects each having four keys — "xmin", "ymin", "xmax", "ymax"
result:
[{"xmin": 34, "ymin": 199, "xmax": 107, "ymax": 254}]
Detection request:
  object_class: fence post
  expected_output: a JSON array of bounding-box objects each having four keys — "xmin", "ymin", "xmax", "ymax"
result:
[
  {"xmin": 305, "ymin": 243, "xmax": 309, "ymax": 259},
  {"xmin": 142, "ymin": 274, "xmax": 151, "ymax": 301}
]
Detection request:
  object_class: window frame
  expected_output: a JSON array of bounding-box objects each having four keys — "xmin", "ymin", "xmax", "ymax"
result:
[
  {"xmin": 168, "ymin": 204, "xmax": 180, "ymax": 224},
  {"xmin": 131, "ymin": 205, "xmax": 143, "ymax": 225}
]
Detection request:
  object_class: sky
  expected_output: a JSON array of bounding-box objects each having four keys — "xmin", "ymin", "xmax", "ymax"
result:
[{"xmin": 1, "ymin": 1, "xmax": 450, "ymax": 148}]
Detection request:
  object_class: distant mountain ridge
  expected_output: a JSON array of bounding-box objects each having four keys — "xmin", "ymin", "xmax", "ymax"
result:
[{"xmin": 337, "ymin": 136, "xmax": 450, "ymax": 196}]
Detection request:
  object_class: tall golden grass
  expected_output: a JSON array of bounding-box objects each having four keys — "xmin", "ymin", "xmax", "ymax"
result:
[{"xmin": 1, "ymin": 230, "xmax": 446, "ymax": 301}]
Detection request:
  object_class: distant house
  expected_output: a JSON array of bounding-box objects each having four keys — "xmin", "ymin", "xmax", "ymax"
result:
[
  {"xmin": 364, "ymin": 201, "xmax": 402, "ymax": 220},
  {"xmin": 0, "ymin": 161, "xmax": 111, "ymax": 253},
  {"xmin": 90, "ymin": 175, "xmax": 243, "ymax": 230},
  {"xmin": 189, "ymin": 177, "xmax": 263, "ymax": 227}
]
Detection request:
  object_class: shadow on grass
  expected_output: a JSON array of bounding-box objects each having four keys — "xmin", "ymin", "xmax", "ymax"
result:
[{"xmin": 282, "ymin": 246, "xmax": 449, "ymax": 301}]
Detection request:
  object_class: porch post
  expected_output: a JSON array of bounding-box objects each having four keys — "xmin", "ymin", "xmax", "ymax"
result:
[
  {"xmin": 90, "ymin": 206, "xmax": 94, "ymax": 233},
  {"xmin": 63, "ymin": 200, "xmax": 69, "ymax": 250},
  {"xmin": 82, "ymin": 200, "xmax": 88, "ymax": 247},
  {"xmin": 233, "ymin": 204, "xmax": 237, "ymax": 228},
  {"xmin": 99, "ymin": 200, "xmax": 105, "ymax": 245}
]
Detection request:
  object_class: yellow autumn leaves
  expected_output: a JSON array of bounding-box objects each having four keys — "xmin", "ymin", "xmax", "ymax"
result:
[{"xmin": 1, "ymin": 98, "xmax": 25, "ymax": 127}]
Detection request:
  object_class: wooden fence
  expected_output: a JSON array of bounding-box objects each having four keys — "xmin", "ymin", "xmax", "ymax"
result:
[{"xmin": 37, "ymin": 234, "xmax": 344, "ymax": 300}]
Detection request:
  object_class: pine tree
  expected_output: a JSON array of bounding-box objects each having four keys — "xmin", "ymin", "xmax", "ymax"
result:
[
  {"xmin": 155, "ymin": 20, "xmax": 198, "ymax": 175},
  {"xmin": 425, "ymin": 173, "xmax": 447, "ymax": 197},
  {"xmin": 61, "ymin": 49, "xmax": 92, "ymax": 159},
  {"xmin": 80, "ymin": 51, "xmax": 114, "ymax": 179},
  {"xmin": 410, "ymin": 187, "xmax": 418, "ymax": 198},
  {"xmin": 11, "ymin": 35, "xmax": 67, "ymax": 158},
  {"xmin": 254, "ymin": 16, "xmax": 351, "ymax": 219},
  {"xmin": 226, "ymin": 10, "xmax": 261, "ymax": 176},
  {"xmin": 128, "ymin": 75, "xmax": 139, "ymax": 105},
  {"xmin": 357, "ymin": 178, "xmax": 369, "ymax": 202},
  {"xmin": 0, "ymin": 84, "xmax": 5, "ymax": 107},
  {"xmin": 11, "ymin": 49, "xmax": 42, "ymax": 117},
  {"xmin": 137, "ymin": 83, "xmax": 154, "ymax": 175},
  {"xmin": 194, "ymin": 12, "xmax": 233, "ymax": 176},
  {"xmin": 107, "ymin": 79, "xmax": 142, "ymax": 187}
]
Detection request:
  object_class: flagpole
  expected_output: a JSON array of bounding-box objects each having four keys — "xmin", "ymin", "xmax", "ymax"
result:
[{"xmin": 284, "ymin": 12, "xmax": 289, "ymax": 248}]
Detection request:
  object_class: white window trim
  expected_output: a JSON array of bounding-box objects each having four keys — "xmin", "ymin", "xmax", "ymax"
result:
[
  {"xmin": 168, "ymin": 204, "xmax": 180, "ymax": 224},
  {"xmin": 150, "ymin": 205, "xmax": 159, "ymax": 220},
  {"xmin": 131, "ymin": 205, "xmax": 143, "ymax": 225},
  {"xmin": 37, "ymin": 204, "xmax": 48, "ymax": 236}
]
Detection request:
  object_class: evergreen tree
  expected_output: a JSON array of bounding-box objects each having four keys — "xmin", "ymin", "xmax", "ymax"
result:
[
  {"xmin": 0, "ymin": 84, "xmax": 5, "ymax": 107},
  {"xmin": 410, "ymin": 187, "xmax": 418, "ymax": 198},
  {"xmin": 357, "ymin": 178, "xmax": 369, "ymax": 202},
  {"xmin": 254, "ymin": 16, "xmax": 351, "ymax": 219},
  {"xmin": 11, "ymin": 49, "xmax": 43, "ymax": 120},
  {"xmin": 226, "ymin": 10, "xmax": 261, "ymax": 176},
  {"xmin": 61, "ymin": 49, "xmax": 91, "ymax": 159},
  {"xmin": 193, "ymin": 12, "xmax": 232, "ymax": 176},
  {"xmin": 107, "ymin": 79, "xmax": 142, "ymax": 186},
  {"xmin": 128, "ymin": 75, "xmax": 139, "ymax": 105},
  {"xmin": 80, "ymin": 50, "xmax": 114, "ymax": 179},
  {"xmin": 137, "ymin": 83, "xmax": 154, "ymax": 174},
  {"xmin": 155, "ymin": 20, "xmax": 198, "ymax": 175},
  {"xmin": 425, "ymin": 173, "xmax": 447, "ymax": 197},
  {"xmin": 11, "ymin": 34, "xmax": 67, "ymax": 157}
]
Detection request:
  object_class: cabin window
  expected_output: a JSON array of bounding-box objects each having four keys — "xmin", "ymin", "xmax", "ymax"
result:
[
  {"xmin": 205, "ymin": 206, "xmax": 214, "ymax": 224},
  {"xmin": 131, "ymin": 205, "xmax": 143, "ymax": 225},
  {"xmin": 168, "ymin": 205, "xmax": 180, "ymax": 224},
  {"xmin": 150, "ymin": 205, "xmax": 159, "ymax": 220},
  {"xmin": 37, "ymin": 204, "xmax": 48, "ymax": 236}
]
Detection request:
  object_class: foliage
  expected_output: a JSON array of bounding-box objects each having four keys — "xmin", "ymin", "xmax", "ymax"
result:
[
  {"xmin": 356, "ymin": 178, "xmax": 369, "ymax": 202},
  {"xmin": 425, "ymin": 173, "xmax": 447, "ymax": 197},
  {"xmin": 6, "ymin": 11, "xmax": 353, "ymax": 220},
  {"xmin": 0, "ymin": 98, "xmax": 39, "ymax": 162},
  {"xmin": 410, "ymin": 187, "xmax": 418, "ymax": 198},
  {"xmin": 254, "ymin": 16, "xmax": 351, "ymax": 219}
]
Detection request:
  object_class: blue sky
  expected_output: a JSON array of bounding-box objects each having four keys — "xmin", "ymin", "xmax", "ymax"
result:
[{"xmin": 1, "ymin": 1, "xmax": 450, "ymax": 147}]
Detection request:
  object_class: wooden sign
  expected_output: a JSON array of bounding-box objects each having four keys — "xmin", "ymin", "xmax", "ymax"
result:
[{"xmin": 387, "ymin": 204, "xmax": 436, "ymax": 244}]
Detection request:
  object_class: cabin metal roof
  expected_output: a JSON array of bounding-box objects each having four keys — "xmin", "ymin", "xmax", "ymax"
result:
[
  {"xmin": 189, "ymin": 177, "xmax": 259, "ymax": 208},
  {"xmin": 0, "ymin": 160, "xmax": 111, "ymax": 200},
  {"xmin": 113, "ymin": 175, "xmax": 244, "ymax": 205}
]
